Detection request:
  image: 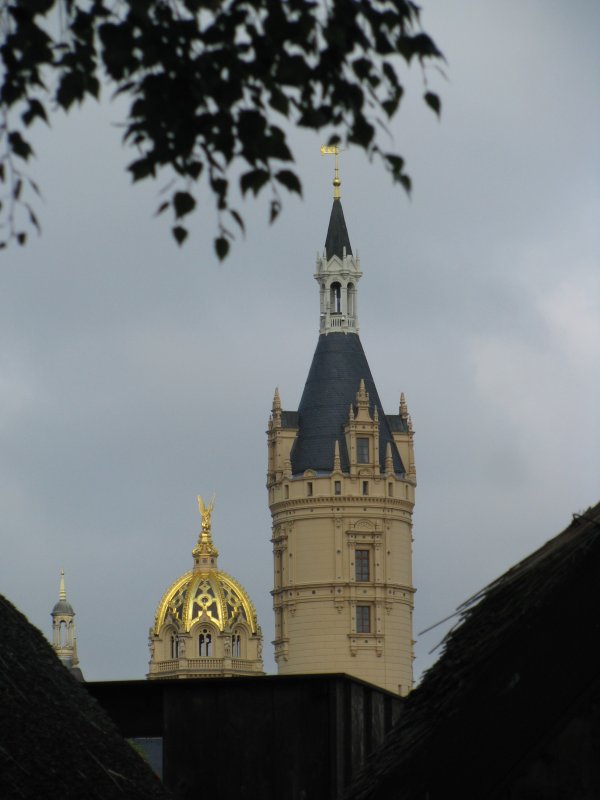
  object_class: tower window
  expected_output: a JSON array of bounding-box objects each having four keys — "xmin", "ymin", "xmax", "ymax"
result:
[
  {"xmin": 357, "ymin": 437, "xmax": 369, "ymax": 463},
  {"xmin": 355, "ymin": 549, "xmax": 370, "ymax": 582},
  {"xmin": 388, "ymin": 482, "xmax": 393, "ymax": 497},
  {"xmin": 334, "ymin": 480, "xmax": 341, "ymax": 495},
  {"xmin": 356, "ymin": 606, "xmax": 371, "ymax": 633},
  {"xmin": 284, "ymin": 484, "xmax": 289, "ymax": 499},
  {"xmin": 232, "ymin": 633, "xmax": 241, "ymax": 658},
  {"xmin": 330, "ymin": 282, "xmax": 342, "ymax": 313},
  {"xmin": 362, "ymin": 481, "xmax": 369, "ymax": 496},
  {"xmin": 307, "ymin": 481, "xmax": 313, "ymax": 497},
  {"xmin": 171, "ymin": 634, "xmax": 179, "ymax": 659},
  {"xmin": 348, "ymin": 283, "xmax": 355, "ymax": 316}
]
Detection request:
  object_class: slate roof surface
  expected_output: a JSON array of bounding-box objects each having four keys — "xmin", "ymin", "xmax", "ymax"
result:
[
  {"xmin": 281, "ymin": 410, "xmax": 299, "ymax": 429},
  {"xmin": 0, "ymin": 594, "xmax": 170, "ymax": 800},
  {"xmin": 345, "ymin": 499, "xmax": 600, "ymax": 800},
  {"xmin": 325, "ymin": 198, "xmax": 352, "ymax": 260},
  {"xmin": 290, "ymin": 333, "xmax": 405, "ymax": 475}
]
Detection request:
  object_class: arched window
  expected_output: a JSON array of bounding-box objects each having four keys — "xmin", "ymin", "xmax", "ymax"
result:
[
  {"xmin": 330, "ymin": 282, "xmax": 341, "ymax": 313},
  {"xmin": 170, "ymin": 634, "xmax": 179, "ymax": 659},
  {"xmin": 58, "ymin": 620, "xmax": 68, "ymax": 647},
  {"xmin": 199, "ymin": 630, "xmax": 213, "ymax": 657},
  {"xmin": 232, "ymin": 633, "xmax": 241, "ymax": 658},
  {"xmin": 348, "ymin": 283, "xmax": 355, "ymax": 317}
]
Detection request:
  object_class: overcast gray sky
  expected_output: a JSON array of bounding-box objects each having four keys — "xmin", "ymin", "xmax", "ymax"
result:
[{"xmin": 1, "ymin": 1, "xmax": 599, "ymax": 682}]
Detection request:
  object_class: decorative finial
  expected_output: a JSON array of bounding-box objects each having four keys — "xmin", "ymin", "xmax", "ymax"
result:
[
  {"xmin": 193, "ymin": 494, "xmax": 219, "ymax": 564},
  {"xmin": 356, "ymin": 378, "xmax": 369, "ymax": 405},
  {"xmin": 333, "ymin": 440, "xmax": 341, "ymax": 471},
  {"xmin": 320, "ymin": 144, "xmax": 342, "ymax": 199},
  {"xmin": 197, "ymin": 494, "xmax": 215, "ymax": 532},
  {"xmin": 385, "ymin": 442, "xmax": 394, "ymax": 473},
  {"xmin": 272, "ymin": 387, "xmax": 281, "ymax": 411},
  {"xmin": 399, "ymin": 392, "xmax": 408, "ymax": 420},
  {"xmin": 59, "ymin": 568, "xmax": 66, "ymax": 601}
]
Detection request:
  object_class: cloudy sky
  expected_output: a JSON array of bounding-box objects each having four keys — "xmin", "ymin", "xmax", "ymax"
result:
[{"xmin": 1, "ymin": 1, "xmax": 599, "ymax": 682}]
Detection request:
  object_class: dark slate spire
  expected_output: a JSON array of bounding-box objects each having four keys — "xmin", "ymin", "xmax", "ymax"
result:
[
  {"xmin": 324, "ymin": 199, "xmax": 352, "ymax": 260},
  {"xmin": 290, "ymin": 333, "xmax": 405, "ymax": 475}
]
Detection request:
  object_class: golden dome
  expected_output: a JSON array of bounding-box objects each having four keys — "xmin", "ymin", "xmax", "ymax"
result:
[
  {"xmin": 153, "ymin": 567, "xmax": 259, "ymax": 636},
  {"xmin": 152, "ymin": 495, "xmax": 259, "ymax": 636}
]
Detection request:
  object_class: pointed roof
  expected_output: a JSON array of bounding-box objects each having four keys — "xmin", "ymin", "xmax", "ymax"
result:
[
  {"xmin": 347, "ymin": 501, "xmax": 600, "ymax": 800},
  {"xmin": 0, "ymin": 593, "xmax": 169, "ymax": 799},
  {"xmin": 324, "ymin": 198, "xmax": 352, "ymax": 260},
  {"xmin": 290, "ymin": 333, "xmax": 405, "ymax": 475},
  {"xmin": 52, "ymin": 568, "xmax": 74, "ymax": 616}
]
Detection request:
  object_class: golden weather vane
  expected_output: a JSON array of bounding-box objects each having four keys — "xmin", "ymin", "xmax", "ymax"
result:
[{"xmin": 320, "ymin": 144, "xmax": 342, "ymax": 199}]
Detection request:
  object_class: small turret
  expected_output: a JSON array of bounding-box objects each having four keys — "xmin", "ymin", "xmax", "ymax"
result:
[{"xmin": 51, "ymin": 569, "xmax": 83, "ymax": 680}]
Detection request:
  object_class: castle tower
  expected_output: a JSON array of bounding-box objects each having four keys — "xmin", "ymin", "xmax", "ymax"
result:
[
  {"xmin": 267, "ymin": 165, "xmax": 416, "ymax": 695},
  {"xmin": 148, "ymin": 496, "xmax": 264, "ymax": 679},
  {"xmin": 51, "ymin": 569, "xmax": 84, "ymax": 680}
]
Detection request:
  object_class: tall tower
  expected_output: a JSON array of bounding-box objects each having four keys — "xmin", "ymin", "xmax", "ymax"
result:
[
  {"xmin": 267, "ymin": 165, "xmax": 416, "ymax": 695},
  {"xmin": 148, "ymin": 497, "xmax": 264, "ymax": 679},
  {"xmin": 51, "ymin": 569, "xmax": 84, "ymax": 680}
]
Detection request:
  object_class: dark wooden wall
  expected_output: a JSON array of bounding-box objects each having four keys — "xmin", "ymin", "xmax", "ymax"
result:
[{"xmin": 87, "ymin": 673, "xmax": 403, "ymax": 800}]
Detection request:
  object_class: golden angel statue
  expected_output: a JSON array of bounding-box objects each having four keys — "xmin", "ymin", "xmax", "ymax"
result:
[{"xmin": 197, "ymin": 494, "xmax": 215, "ymax": 532}]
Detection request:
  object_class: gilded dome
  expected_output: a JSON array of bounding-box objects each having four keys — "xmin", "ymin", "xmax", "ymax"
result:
[
  {"xmin": 153, "ymin": 568, "xmax": 259, "ymax": 635},
  {"xmin": 148, "ymin": 496, "xmax": 263, "ymax": 681}
]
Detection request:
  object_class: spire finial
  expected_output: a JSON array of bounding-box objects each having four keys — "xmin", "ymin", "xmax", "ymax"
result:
[
  {"xmin": 59, "ymin": 568, "xmax": 66, "ymax": 601},
  {"xmin": 333, "ymin": 439, "xmax": 341, "ymax": 471},
  {"xmin": 272, "ymin": 387, "xmax": 281, "ymax": 411},
  {"xmin": 385, "ymin": 442, "xmax": 394, "ymax": 473},
  {"xmin": 320, "ymin": 144, "xmax": 342, "ymax": 199},
  {"xmin": 399, "ymin": 392, "xmax": 408, "ymax": 420},
  {"xmin": 193, "ymin": 494, "xmax": 219, "ymax": 564}
]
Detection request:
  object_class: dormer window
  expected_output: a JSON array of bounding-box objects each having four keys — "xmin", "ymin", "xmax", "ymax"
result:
[{"xmin": 357, "ymin": 437, "xmax": 369, "ymax": 463}]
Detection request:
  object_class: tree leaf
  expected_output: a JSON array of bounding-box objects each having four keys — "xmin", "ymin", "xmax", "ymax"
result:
[
  {"xmin": 275, "ymin": 170, "xmax": 302, "ymax": 195},
  {"xmin": 172, "ymin": 225, "xmax": 188, "ymax": 245},
  {"xmin": 173, "ymin": 191, "xmax": 196, "ymax": 218},
  {"xmin": 240, "ymin": 169, "xmax": 270, "ymax": 197},
  {"xmin": 424, "ymin": 92, "xmax": 441, "ymax": 117},
  {"xmin": 229, "ymin": 208, "xmax": 245, "ymax": 234},
  {"xmin": 128, "ymin": 158, "xmax": 155, "ymax": 182},
  {"xmin": 214, "ymin": 236, "xmax": 229, "ymax": 260}
]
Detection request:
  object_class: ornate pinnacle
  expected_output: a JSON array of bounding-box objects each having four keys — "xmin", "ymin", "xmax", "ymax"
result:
[
  {"xmin": 399, "ymin": 392, "xmax": 408, "ymax": 420},
  {"xmin": 355, "ymin": 378, "xmax": 369, "ymax": 407},
  {"xmin": 193, "ymin": 494, "xmax": 219, "ymax": 561},
  {"xmin": 385, "ymin": 442, "xmax": 394, "ymax": 473},
  {"xmin": 272, "ymin": 387, "xmax": 281, "ymax": 411},
  {"xmin": 333, "ymin": 440, "xmax": 341, "ymax": 471}
]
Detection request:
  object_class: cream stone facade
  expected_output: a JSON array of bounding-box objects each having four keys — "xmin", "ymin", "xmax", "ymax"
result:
[
  {"xmin": 148, "ymin": 497, "xmax": 264, "ymax": 679},
  {"xmin": 267, "ymin": 189, "xmax": 416, "ymax": 695}
]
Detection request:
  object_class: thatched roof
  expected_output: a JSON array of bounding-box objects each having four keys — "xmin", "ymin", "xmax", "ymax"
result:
[
  {"xmin": 0, "ymin": 594, "xmax": 170, "ymax": 800},
  {"xmin": 346, "ymin": 500, "xmax": 600, "ymax": 800}
]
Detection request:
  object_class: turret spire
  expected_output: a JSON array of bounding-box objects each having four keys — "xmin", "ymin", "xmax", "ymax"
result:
[
  {"xmin": 59, "ymin": 567, "xmax": 66, "ymax": 601},
  {"xmin": 315, "ymin": 144, "xmax": 362, "ymax": 334}
]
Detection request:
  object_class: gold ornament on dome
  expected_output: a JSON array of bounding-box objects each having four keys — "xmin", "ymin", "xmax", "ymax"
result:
[
  {"xmin": 197, "ymin": 494, "xmax": 215, "ymax": 531},
  {"xmin": 193, "ymin": 493, "xmax": 219, "ymax": 560}
]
